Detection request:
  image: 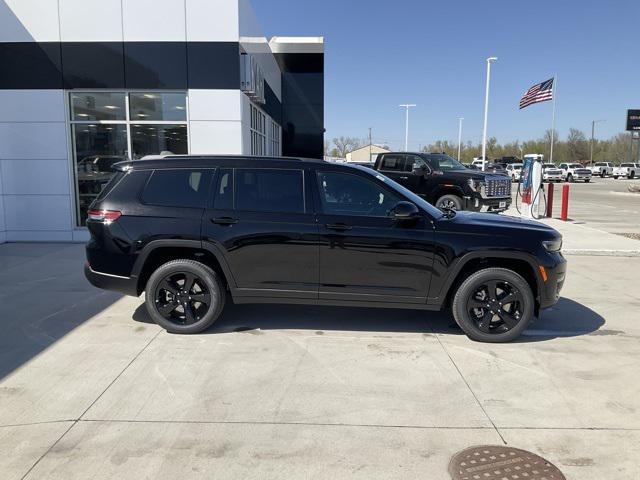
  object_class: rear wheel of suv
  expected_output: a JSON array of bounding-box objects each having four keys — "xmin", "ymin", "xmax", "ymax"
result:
[
  {"xmin": 145, "ymin": 259, "xmax": 225, "ymax": 334},
  {"xmin": 436, "ymin": 194, "xmax": 463, "ymax": 211},
  {"xmin": 452, "ymin": 268, "xmax": 534, "ymax": 343}
]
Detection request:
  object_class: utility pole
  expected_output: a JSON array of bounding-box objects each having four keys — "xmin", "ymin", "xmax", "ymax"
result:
[
  {"xmin": 368, "ymin": 127, "xmax": 372, "ymax": 163},
  {"xmin": 481, "ymin": 57, "xmax": 498, "ymax": 171},
  {"xmin": 457, "ymin": 117, "xmax": 464, "ymax": 161},
  {"xmin": 399, "ymin": 104, "xmax": 416, "ymax": 152},
  {"xmin": 590, "ymin": 120, "xmax": 605, "ymax": 166}
]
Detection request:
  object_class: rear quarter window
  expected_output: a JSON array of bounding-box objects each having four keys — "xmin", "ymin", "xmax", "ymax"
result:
[{"xmin": 142, "ymin": 169, "xmax": 210, "ymax": 208}]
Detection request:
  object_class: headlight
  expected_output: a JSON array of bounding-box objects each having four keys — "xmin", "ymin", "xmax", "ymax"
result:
[
  {"xmin": 542, "ymin": 238, "xmax": 563, "ymax": 252},
  {"xmin": 467, "ymin": 178, "xmax": 484, "ymax": 193}
]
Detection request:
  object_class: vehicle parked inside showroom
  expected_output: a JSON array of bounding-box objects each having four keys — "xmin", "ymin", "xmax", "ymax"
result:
[
  {"xmin": 506, "ymin": 163, "xmax": 523, "ymax": 182},
  {"xmin": 589, "ymin": 162, "xmax": 614, "ymax": 177},
  {"xmin": 542, "ymin": 163, "xmax": 563, "ymax": 182},
  {"xmin": 373, "ymin": 152, "xmax": 512, "ymax": 212},
  {"xmin": 84, "ymin": 155, "xmax": 565, "ymax": 343},
  {"xmin": 559, "ymin": 163, "xmax": 592, "ymax": 182},
  {"xmin": 612, "ymin": 163, "xmax": 639, "ymax": 179}
]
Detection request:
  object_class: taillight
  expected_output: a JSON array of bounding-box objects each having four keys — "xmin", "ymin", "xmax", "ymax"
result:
[{"xmin": 87, "ymin": 209, "xmax": 122, "ymax": 223}]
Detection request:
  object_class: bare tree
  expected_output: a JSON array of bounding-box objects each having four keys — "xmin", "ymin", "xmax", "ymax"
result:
[
  {"xmin": 332, "ymin": 136, "xmax": 361, "ymax": 158},
  {"xmin": 567, "ymin": 128, "xmax": 588, "ymax": 161}
]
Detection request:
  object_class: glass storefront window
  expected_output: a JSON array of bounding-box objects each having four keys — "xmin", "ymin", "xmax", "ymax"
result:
[
  {"xmin": 70, "ymin": 92, "xmax": 126, "ymax": 121},
  {"xmin": 129, "ymin": 93, "xmax": 187, "ymax": 121},
  {"xmin": 72, "ymin": 124, "xmax": 128, "ymax": 225},
  {"xmin": 131, "ymin": 124, "xmax": 188, "ymax": 159},
  {"xmin": 69, "ymin": 92, "xmax": 189, "ymax": 226}
]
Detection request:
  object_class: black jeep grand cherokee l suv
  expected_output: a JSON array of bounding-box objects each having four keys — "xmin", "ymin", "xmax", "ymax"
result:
[
  {"xmin": 85, "ymin": 155, "xmax": 566, "ymax": 343},
  {"xmin": 374, "ymin": 152, "xmax": 512, "ymax": 213}
]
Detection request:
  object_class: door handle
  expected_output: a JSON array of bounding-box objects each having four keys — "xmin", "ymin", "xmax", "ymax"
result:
[
  {"xmin": 211, "ymin": 217, "xmax": 239, "ymax": 225},
  {"xmin": 325, "ymin": 223, "xmax": 352, "ymax": 231},
  {"xmin": 399, "ymin": 176, "xmax": 409, "ymax": 180}
]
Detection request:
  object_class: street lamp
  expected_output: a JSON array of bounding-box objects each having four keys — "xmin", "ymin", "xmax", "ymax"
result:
[
  {"xmin": 457, "ymin": 117, "xmax": 464, "ymax": 161},
  {"xmin": 481, "ymin": 57, "xmax": 498, "ymax": 171},
  {"xmin": 399, "ymin": 104, "xmax": 416, "ymax": 151},
  {"xmin": 590, "ymin": 119, "xmax": 605, "ymax": 165}
]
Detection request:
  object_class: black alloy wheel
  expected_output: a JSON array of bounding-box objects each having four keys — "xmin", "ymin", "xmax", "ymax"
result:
[
  {"xmin": 154, "ymin": 271, "xmax": 211, "ymax": 325},
  {"xmin": 145, "ymin": 259, "xmax": 225, "ymax": 334},
  {"xmin": 436, "ymin": 194, "xmax": 463, "ymax": 211},
  {"xmin": 452, "ymin": 267, "xmax": 534, "ymax": 342},
  {"xmin": 465, "ymin": 279, "xmax": 524, "ymax": 334}
]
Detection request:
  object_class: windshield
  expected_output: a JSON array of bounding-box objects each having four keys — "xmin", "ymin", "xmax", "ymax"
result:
[
  {"xmin": 512, "ymin": 165, "xmax": 523, "ymax": 170},
  {"xmin": 543, "ymin": 164, "xmax": 556, "ymax": 168},
  {"xmin": 427, "ymin": 154, "xmax": 466, "ymax": 171},
  {"xmin": 351, "ymin": 165, "xmax": 444, "ymax": 218},
  {"xmin": 621, "ymin": 163, "xmax": 633, "ymax": 167},
  {"xmin": 569, "ymin": 163, "xmax": 582, "ymax": 168}
]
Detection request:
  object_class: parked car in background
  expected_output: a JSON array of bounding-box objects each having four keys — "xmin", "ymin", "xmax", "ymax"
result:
[
  {"xmin": 589, "ymin": 162, "xmax": 614, "ymax": 177},
  {"xmin": 613, "ymin": 163, "xmax": 639, "ymax": 179},
  {"xmin": 374, "ymin": 152, "xmax": 512, "ymax": 212},
  {"xmin": 559, "ymin": 163, "xmax": 592, "ymax": 183},
  {"xmin": 506, "ymin": 163, "xmax": 523, "ymax": 182},
  {"xmin": 494, "ymin": 156, "xmax": 521, "ymax": 167},
  {"xmin": 482, "ymin": 163, "xmax": 507, "ymax": 175},
  {"xmin": 542, "ymin": 163, "xmax": 563, "ymax": 182},
  {"xmin": 84, "ymin": 155, "xmax": 565, "ymax": 343}
]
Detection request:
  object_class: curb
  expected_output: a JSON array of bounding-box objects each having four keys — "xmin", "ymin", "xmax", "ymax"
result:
[{"xmin": 563, "ymin": 249, "xmax": 640, "ymax": 257}]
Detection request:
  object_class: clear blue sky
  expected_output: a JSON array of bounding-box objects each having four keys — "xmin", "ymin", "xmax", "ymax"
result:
[{"xmin": 253, "ymin": 0, "xmax": 639, "ymax": 151}]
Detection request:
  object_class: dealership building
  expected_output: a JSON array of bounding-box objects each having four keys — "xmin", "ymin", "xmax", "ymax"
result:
[{"xmin": 0, "ymin": 0, "xmax": 324, "ymax": 243}]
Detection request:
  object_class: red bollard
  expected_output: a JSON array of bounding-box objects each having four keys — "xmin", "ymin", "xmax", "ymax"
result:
[
  {"xmin": 560, "ymin": 184, "xmax": 569, "ymax": 221},
  {"xmin": 546, "ymin": 183, "xmax": 554, "ymax": 218}
]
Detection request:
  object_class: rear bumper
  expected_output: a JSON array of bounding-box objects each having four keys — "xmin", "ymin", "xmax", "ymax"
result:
[{"xmin": 84, "ymin": 262, "xmax": 139, "ymax": 296}]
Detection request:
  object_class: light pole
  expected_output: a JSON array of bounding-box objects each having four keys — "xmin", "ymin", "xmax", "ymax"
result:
[
  {"xmin": 457, "ymin": 117, "xmax": 464, "ymax": 161},
  {"xmin": 399, "ymin": 104, "xmax": 416, "ymax": 151},
  {"xmin": 481, "ymin": 57, "xmax": 498, "ymax": 171},
  {"xmin": 590, "ymin": 119, "xmax": 605, "ymax": 165}
]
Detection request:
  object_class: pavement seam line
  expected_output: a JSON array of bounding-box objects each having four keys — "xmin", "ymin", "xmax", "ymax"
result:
[
  {"xmin": 432, "ymin": 333, "xmax": 507, "ymax": 445},
  {"xmin": 18, "ymin": 329, "xmax": 162, "ymax": 480}
]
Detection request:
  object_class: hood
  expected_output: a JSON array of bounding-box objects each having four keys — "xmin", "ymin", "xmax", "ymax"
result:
[
  {"xmin": 442, "ymin": 211, "xmax": 560, "ymax": 238},
  {"xmin": 439, "ymin": 169, "xmax": 506, "ymax": 182}
]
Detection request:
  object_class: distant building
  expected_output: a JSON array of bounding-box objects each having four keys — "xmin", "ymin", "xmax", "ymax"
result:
[{"xmin": 346, "ymin": 144, "xmax": 390, "ymax": 163}]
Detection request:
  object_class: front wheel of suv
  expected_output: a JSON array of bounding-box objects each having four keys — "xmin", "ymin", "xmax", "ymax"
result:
[
  {"xmin": 452, "ymin": 268, "xmax": 535, "ymax": 343},
  {"xmin": 145, "ymin": 259, "xmax": 225, "ymax": 334},
  {"xmin": 436, "ymin": 194, "xmax": 463, "ymax": 211}
]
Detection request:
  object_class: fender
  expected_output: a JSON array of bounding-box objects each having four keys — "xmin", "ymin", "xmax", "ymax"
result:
[
  {"xmin": 130, "ymin": 239, "xmax": 238, "ymax": 291},
  {"xmin": 427, "ymin": 249, "xmax": 544, "ymax": 308},
  {"xmin": 429, "ymin": 185, "xmax": 466, "ymax": 204}
]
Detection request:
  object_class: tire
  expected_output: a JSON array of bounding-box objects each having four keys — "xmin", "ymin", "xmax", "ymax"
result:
[
  {"xmin": 567, "ymin": 174, "xmax": 574, "ymax": 183},
  {"xmin": 436, "ymin": 194, "xmax": 464, "ymax": 211},
  {"xmin": 145, "ymin": 259, "xmax": 225, "ymax": 334},
  {"xmin": 452, "ymin": 267, "xmax": 535, "ymax": 343},
  {"xmin": 585, "ymin": 179, "xmax": 590, "ymax": 183},
  {"xmin": 613, "ymin": 176, "xmax": 619, "ymax": 180},
  {"xmin": 600, "ymin": 172, "xmax": 605, "ymax": 178},
  {"xmin": 630, "ymin": 171, "xmax": 636, "ymax": 179}
]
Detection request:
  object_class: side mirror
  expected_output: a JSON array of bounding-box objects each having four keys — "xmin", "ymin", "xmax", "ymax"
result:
[
  {"xmin": 412, "ymin": 163, "xmax": 429, "ymax": 176},
  {"xmin": 391, "ymin": 201, "xmax": 420, "ymax": 221}
]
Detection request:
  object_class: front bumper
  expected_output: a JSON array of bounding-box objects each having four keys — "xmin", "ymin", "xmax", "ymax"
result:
[
  {"xmin": 539, "ymin": 254, "xmax": 567, "ymax": 310},
  {"xmin": 570, "ymin": 174, "xmax": 592, "ymax": 181},
  {"xmin": 84, "ymin": 262, "xmax": 139, "ymax": 296},
  {"xmin": 544, "ymin": 174, "xmax": 563, "ymax": 181},
  {"xmin": 464, "ymin": 195, "xmax": 512, "ymax": 213}
]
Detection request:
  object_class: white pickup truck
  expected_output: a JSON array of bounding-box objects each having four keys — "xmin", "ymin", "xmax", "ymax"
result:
[
  {"xmin": 559, "ymin": 163, "xmax": 592, "ymax": 183},
  {"xmin": 612, "ymin": 163, "xmax": 639, "ymax": 179},
  {"xmin": 589, "ymin": 162, "xmax": 614, "ymax": 177}
]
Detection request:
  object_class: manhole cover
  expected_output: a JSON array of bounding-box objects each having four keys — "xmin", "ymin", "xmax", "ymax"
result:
[{"xmin": 449, "ymin": 445, "xmax": 566, "ymax": 480}]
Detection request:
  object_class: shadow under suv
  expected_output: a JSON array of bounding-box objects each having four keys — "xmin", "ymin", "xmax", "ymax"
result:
[{"xmin": 84, "ymin": 155, "xmax": 566, "ymax": 343}]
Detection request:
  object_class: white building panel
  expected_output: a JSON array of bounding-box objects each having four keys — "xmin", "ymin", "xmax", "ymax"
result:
[
  {"xmin": 0, "ymin": 0, "xmax": 61, "ymax": 42},
  {"xmin": 189, "ymin": 121, "xmax": 243, "ymax": 155},
  {"xmin": 4, "ymin": 194, "xmax": 72, "ymax": 232},
  {"xmin": 123, "ymin": 0, "xmax": 186, "ymax": 42},
  {"xmin": 0, "ymin": 90, "xmax": 66, "ymax": 123},
  {"xmin": 188, "ymin": 90, "xmax": 242, "ymax": 122},
  {"xmin": 0, "ymin": 123, "xmax": 68, "ymax": 160},
  {"xmin": 1, "ymin": 160, "xmax": 70, "ymax": 195},
  {"xmin": 186, "ymin": 0, "xmax": 239, "ymax": 42},
  {"xmin": 59, "ymin": 0, "xmax": 123, "ymax": 42}
]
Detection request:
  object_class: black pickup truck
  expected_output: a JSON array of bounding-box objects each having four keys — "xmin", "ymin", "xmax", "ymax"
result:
[{"xmin": 373, "ymin": 152, "xmax": 512, "ymax": 212}]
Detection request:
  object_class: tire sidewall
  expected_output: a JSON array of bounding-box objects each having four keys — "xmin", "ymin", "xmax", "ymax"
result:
[
  {"xmin": 437, "ymin": 194, "xmax": 463, "ymax": 211},
  {"xmin": 452, "ymin": 268, "xmax": 535, "ymax": 343},
  {"xmin": 145, "ymin": 260, "xmax": 225, "ymax": 334}
]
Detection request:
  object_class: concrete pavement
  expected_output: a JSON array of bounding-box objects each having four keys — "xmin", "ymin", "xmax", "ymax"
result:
[{"xmin": 1, "ymin": 244, "xmax": 639, "ymax": 479}]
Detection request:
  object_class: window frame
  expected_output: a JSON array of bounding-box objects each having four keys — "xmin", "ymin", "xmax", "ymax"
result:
[
  {"xmin": 68, "ymin": 90, "xmax": 190, "ymax": 226},
  {"xmin": 314, "ymin": 169, "xmax": 403, "ymax": 219}
]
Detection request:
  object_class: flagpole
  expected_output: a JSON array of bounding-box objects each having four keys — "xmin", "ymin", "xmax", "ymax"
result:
[{"xmin": 550, "ymin": 74, "xmax": 557, "ymax": 163}]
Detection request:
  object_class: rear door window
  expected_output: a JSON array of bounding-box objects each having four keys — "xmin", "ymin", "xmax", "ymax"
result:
[
  {"xmin": 142, "ymin": 169, "xmax": 210, "ymax": 208},
  {"xmin": 235, "ymin": 169, "xmax": 304, "ymax": 214}
]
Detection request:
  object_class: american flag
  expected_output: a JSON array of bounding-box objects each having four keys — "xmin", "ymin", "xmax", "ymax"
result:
[{"xmin": 519, "ymin": 78, "xmax": 554, "ymax": 109}]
